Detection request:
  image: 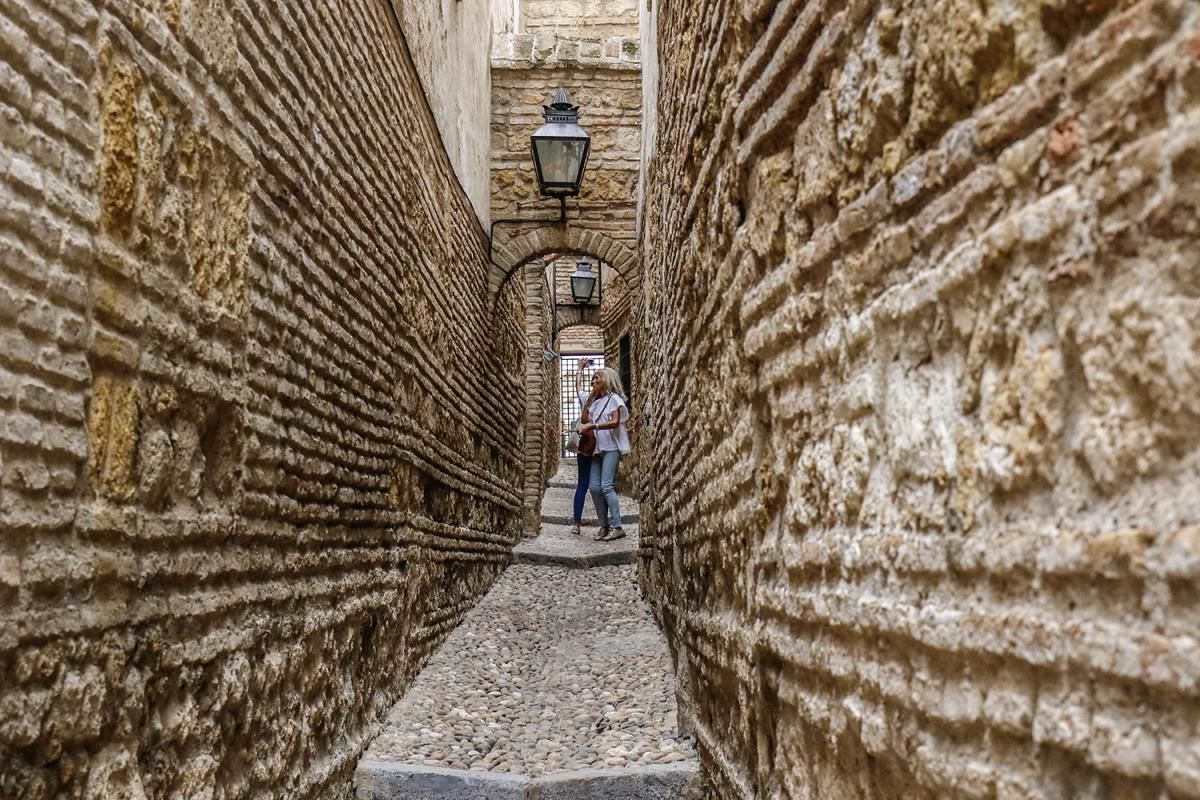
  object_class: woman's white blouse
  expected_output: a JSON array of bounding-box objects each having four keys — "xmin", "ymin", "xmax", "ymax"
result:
[{"xmin": 588, "ymin": 394, "xmax": 631, "ymax": 454}]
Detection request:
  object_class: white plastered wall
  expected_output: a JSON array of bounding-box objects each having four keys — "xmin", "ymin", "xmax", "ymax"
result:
[
  {"xmin": 394, "ymin": 0, "xmax": 494, "ymax": 225},
  {"xmin": 637, "ymin": 0, "xmax": 657, "ymax": 230}
]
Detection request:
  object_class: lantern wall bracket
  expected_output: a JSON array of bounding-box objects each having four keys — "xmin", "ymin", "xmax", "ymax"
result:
[{"xmin": 487, "ymin": 197, "xmax": 569, "ymax": 269}]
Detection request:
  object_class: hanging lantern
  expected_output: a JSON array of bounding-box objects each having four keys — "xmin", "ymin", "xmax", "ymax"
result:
[
  {"xmin": 569, "ymin": 258, "xmax": 597, "ymax": 304},
  {"xmin": 531, "ymin": 89, "xmax": 591, "ymax": 197}
]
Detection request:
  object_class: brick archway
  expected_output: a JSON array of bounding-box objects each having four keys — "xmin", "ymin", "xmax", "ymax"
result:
[
  {"xmin": 488, "ymin": 226, "xmax": 639, "ymax": 301},
  {"xmin": 492, "ymin": 227, "xmax": 639, "ymax": 536},
  {"xmin": 554, "ymin": 305, "xmax": 602, "ymax": 335}
]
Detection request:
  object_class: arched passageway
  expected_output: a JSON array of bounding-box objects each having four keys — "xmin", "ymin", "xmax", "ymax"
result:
[
  {"xmin": 488, "ymin": 227, "xmax": 640, "ymax": 539},
  {"xmin": 488, "ymin": 225, "xmax": 640, "ymax": 302},
  {"xmin": 555, "ymin": 323, "xmax": 606, "ymax": 459}
]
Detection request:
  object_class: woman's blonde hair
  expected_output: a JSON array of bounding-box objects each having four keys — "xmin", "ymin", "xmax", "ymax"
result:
[{"xmin": 597, "ymin": 366, "xmax": 626, "ymax": 402}]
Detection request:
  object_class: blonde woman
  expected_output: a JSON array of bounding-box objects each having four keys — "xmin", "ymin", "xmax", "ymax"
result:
[{"xmin": 577, "ymin": 367, "xmax": 631, "ymax": 540}]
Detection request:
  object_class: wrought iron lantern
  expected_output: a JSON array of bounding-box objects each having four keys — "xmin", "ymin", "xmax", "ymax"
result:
[
  {"xmin": 569, "ymin": 258, "xmax": 597, "ymax": 304},
  {"xmin": 531, "ymin": 89, "xmax": 591, "ymax": 197}
]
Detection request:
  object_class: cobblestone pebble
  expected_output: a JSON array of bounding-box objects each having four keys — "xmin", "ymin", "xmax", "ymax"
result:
[{"xmin": 362, "ymin": 563, "xmax": 698, "ymax": 777}]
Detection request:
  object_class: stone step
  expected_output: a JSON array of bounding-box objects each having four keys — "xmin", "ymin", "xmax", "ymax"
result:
[
  {"xmin": 354, "ymin": 762, "xmax": 706, "ymax": 800},
  {"xmin": 513, "ymin": 544, "xmax": 636, "ymax": 568},
  {"xmin": 540, "ymin": 485, "xmax": 640, "ymax": 527},
  {"xmin": 513, "ymin": 524, "xmax": 638, "ymax": 568}
]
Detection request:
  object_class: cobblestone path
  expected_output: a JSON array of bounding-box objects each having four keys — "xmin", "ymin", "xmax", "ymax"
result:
[{"xmin": 356, "ymin": 464, "xmax": 703, "ymax": 798}]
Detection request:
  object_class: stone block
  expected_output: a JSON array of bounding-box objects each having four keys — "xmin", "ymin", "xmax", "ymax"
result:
[
  {"xmin": 527, "ymin": 765, "xmax": 704, "ymax": 800},
  {"xmin": 354, "ymin": 762, "xmax": 528, "ymax": 800}
]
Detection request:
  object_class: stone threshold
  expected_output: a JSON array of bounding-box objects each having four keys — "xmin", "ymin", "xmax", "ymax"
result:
[
  {"xmin": 514, "ymin": 517, "xmax": 640, "ymax": 567},
  {"xmin": 355, "ymin": 761, "xmax": 705, "ymax": 799},
  {"xmin": 512, "ymin": 546, "xmax": 635, "ymax": 568}
]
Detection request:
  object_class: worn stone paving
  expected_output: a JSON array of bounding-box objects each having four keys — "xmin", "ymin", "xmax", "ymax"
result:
[{"xmin": 362, "ymin": 463, "xmax": 698, "ymax": 785}]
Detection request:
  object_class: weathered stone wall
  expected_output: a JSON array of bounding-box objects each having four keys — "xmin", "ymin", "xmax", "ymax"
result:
[
  {"xmin": 558, "ymin": 324, "xmax": 605, "ymax": 354},
  {"xmin": 639, "ymin": 1, "xmax": 1200, "ymax": 797},
  {"xmin": 490, "ymin": 64, "xmax": 641, "ymax": 251},
  {"xmin": 0, "ymin": 1, "xmax": 524, "ymax": 798},
  {"xmin": 492, "ymin": 0, "xmax": 640, "ymax": 63},
  {"xmin": 393, "ymin": 0, "xmax": 493, "ymax": 223},
  {"xmin": 522, "ymin": 0, "xmax": 639, "ymax": 40}
]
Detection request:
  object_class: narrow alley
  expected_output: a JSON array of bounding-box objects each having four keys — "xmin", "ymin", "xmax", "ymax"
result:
[
  {"xmin": 3, "ymin": 1, "xmax": 1199, "ymax": 799},
  {"xmin": 356, "ymin": 466, "xmax": 703, "ymax": 798}
]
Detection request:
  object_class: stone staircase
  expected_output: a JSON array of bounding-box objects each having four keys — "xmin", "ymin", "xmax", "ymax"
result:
[
  {"xmin": 353, "ymin": 462, "xmax": 706, "ymax": 800},
  {"xmin": 513, "ymin": 475, "xmax": 639, "ymax": 568}
]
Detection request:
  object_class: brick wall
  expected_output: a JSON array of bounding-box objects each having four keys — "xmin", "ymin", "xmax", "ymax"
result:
[
  {"xmin": 516, "ymin": 262, "xmax": 560, "ymax": 532},
  {"xmin": 541, "ymin": 283, "xmax": 561, "ymax": 496},
  {"xmin": 0, "ymin": 1, "xmax": 523, "ymax": 798},
  {"xmin": 639, "ymin": 1, "xmax": 1200, "ymax": 797},
  {"xmin": 522, "ymin": 0, "xmax": 639, "ymax": 40}
]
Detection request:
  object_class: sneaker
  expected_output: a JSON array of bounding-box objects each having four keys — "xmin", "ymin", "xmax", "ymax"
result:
[
  {"xmin": 569, "ymin": 523, "xmax": 581, "ymax": 536},
  {"xmin": 594, "ymin": 526, "xmax": 610, "ymax": 541},
  {"xmin": 602, "ymin": 527, "xmax": 626, "ymax": 541}
]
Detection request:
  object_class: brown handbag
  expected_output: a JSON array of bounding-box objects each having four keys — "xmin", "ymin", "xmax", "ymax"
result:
[
  {"xmin": 578, "ymin": 397, "xmax": 613, "ymax": 457},
  {"xmin": 577, "ymin": 428, "xmax": 598, "ymax": 456}
]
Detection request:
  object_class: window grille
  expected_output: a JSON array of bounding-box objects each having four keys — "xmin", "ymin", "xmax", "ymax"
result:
[{"xmin": 559, "ymin": 353, "xmax": 604, "ymax": 457}]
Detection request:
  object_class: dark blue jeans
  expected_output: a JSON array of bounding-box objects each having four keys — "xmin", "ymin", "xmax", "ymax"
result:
[{"xmin": 573, "ymin": 454, "xmax": 592, "ymax": 524}]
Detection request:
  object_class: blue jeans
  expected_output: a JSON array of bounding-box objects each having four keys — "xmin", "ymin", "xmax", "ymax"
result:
[
  {"xmin": 589, "ymin": 450, "xmax": 622, "ymax": 529},
  {"xmin": 573, "ymin": 454, "xmax": 592, "ymax": 524}
]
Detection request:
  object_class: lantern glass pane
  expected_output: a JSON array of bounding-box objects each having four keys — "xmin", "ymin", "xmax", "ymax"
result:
[
  {"xmin": 535, "ymin": 138, "xmax": 587, "ymax": 187},
  {"xmin": 571, "ymin": 275, "xmax": 596, "ymax": 304}
]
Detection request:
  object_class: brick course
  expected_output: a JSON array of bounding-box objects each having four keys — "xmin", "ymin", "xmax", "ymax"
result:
[
  {"xmin": 0, "ymin": 1, "xmax": 523, "ymax": 798},
  {"xmin": 639, "ymin": 1, "xmax": 1200, "ymax": 797}
]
